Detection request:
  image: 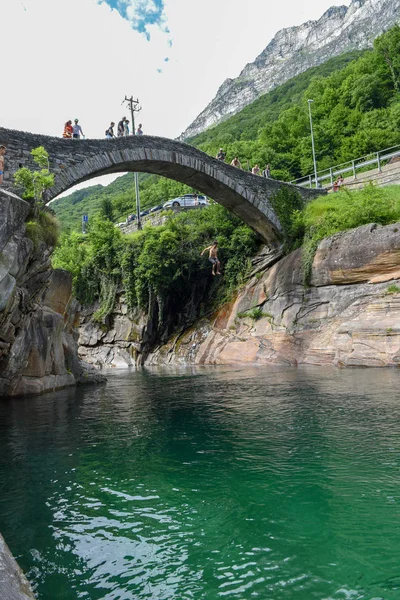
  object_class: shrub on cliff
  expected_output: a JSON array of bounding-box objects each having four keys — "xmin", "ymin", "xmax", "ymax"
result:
[
  {"xmin": 14, "ymin": 146, "xmax": 54, "ymax": 208},
  {"xmin": 53, "ymin": 204, "xmax": 259, "ymax": 325},
  {"xmin": 26, "ymin": 209, "xmax": 60, "ymax": 249}
]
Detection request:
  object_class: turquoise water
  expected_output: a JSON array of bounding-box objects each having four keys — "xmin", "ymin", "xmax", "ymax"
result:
[{"xmin": 0, "ymin": 366, "xmax": 400, "ymax": 599}]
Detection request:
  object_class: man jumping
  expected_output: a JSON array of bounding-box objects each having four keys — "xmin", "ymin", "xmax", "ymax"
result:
[{"xmin": 201, "ymin": 240, "xmax": 222, "ymax": 275}]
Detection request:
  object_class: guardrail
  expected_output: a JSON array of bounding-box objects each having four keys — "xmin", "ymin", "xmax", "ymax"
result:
[{"xmin": 290, "ymin": 144, "xmax": 400, "ymax": 188}]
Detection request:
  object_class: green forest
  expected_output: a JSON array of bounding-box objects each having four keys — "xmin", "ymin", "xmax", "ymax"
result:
[{"xmin": 52, "ymin": 25, "xmax": 400, "ymax": 231}]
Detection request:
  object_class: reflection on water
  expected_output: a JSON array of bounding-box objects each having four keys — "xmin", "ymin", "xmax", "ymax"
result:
[{"xmin": 0, "ymin": 366, "xmax": 400, "ymax": 599}]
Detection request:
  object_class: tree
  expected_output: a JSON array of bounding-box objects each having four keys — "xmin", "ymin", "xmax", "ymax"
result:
[
  {"xmin": 101, "ymin": 197, "xmax": 114, "ymax": 222},
  {"xmin": 374, "ymin": 25, "xmax": 400, "ymax": 94},
  {"xmin": 13, "ymin": 146, "xmax": 54, "ymax": 213}
]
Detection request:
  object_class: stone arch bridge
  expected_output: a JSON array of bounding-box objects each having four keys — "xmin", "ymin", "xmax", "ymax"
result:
[{"xmin": 0, "ymin": 127, "xmax": 323, "ymax": 245}]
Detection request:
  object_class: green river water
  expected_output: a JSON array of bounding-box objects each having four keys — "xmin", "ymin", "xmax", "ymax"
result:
[{"xmin": 0, "ymin": 366, "xmax": 399, "ymax": 600}]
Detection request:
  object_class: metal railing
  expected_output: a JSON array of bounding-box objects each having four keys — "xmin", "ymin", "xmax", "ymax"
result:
[{"xmin": 290, "ymin": 144, "xmax": 400, "ymax": 188}]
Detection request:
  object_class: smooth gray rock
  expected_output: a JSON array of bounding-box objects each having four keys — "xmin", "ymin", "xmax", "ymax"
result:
[
  {"xmin": 0, "ymin": 190, "xmax": 30, "ymax": 253},
  {"xmin": 0, "ymin": 533, "xmax": 36, "ymax": 599},
  {"xmin": 0, "ymin": 273, "xmax": 16, "ymax": 312}
]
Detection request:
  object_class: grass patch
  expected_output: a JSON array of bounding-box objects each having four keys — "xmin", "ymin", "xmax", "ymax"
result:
[
  {"xmin": 386, "ymin": 284, "xmax": 400, "ymax": 295},
  {"xmin": 26, "ymin": 210, "xmax": 60, "ymax": 249},
  {"xmin": 237, "ymin": 307, "xmax": 272, "ymax": 321}
]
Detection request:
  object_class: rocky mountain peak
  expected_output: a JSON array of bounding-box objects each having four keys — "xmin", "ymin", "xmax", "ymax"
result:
[{"xmin": 179, "ymin": 0, "xmax": 400, "ymax": 140}]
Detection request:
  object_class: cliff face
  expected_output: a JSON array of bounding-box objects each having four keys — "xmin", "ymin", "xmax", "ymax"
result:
[
  {"xmin": 146, "ymin": 222, "xmax": 400, "ymax": 368},
  {"xmin": 77, "ymin": 221, "xmax": 400, "ymax": 370},
  {"xmin": 179, "ymin": 0, "xmax": 400, "ymax": 140},
  {"xmin": 0, "ymin": 189, "xmax": 103, "ymax": 397}
]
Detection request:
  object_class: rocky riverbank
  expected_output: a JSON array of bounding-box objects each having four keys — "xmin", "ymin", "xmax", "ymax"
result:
[
  {"xmin": 0, "ymin": 189, "xmax": 104, "ymax": 397},
  {"xmin": 77, "ymin": 221, "xmax": 400, "ymax": 369}
]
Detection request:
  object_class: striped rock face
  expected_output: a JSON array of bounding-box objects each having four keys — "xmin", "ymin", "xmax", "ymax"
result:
[{"xmin": 0, "ymin": 127, "xmax": 323, "ymax": 245}]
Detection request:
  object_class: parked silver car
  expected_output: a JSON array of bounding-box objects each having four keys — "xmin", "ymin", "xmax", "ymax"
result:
[{"xmin": 163, "ymin": 194, "xmax": 209, "ymax": 209}]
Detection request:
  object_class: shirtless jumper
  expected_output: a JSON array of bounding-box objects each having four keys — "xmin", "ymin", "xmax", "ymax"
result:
[{"xmin": 201, "ymin": 241, "xmax": 222, "ymax": 275}]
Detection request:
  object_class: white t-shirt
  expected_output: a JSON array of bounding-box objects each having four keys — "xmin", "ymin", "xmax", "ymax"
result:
[{"xmin": 72, "ymin": 124, "xmax": 83, "ymax": 136}]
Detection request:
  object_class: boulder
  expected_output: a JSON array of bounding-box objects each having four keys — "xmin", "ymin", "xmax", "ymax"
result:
[{"xmin": 311, "ymin": 222, "xmax": 400, "ymax": 286}]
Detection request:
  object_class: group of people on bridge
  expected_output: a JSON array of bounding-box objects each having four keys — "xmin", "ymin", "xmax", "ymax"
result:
[
  {"xmin": 105, "ymin": 118, "xmax": 143, "ymax": 139},
  {"xmin": 62, "ymin": 118, "xmax": 144, "ymax": 140},
  {"xmin": 216, "ymin": 148, "xmax": 272, "ymax": 178}
]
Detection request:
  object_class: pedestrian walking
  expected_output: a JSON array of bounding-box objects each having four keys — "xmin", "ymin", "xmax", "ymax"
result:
[
  {"xmin": 105, "ymin": 122, "xmax": 115, "ymax": 139},
  {"xmin": 124, "ymin": 119, "xmax": 130, "ymax": 136},
  {"xmin": 252, "ymin": 164, "xmax": 260, "ymax": 175},
  {"xmin": 63, "ymin": 120, "xmax": 73, "ymax": 139},
  {"xmin": 72, "ymin": 118, "xmax": 85, "ymax": 139},
  {"xmin": 136, "ymin": 123, "xmax": 144, "ymax": 135}
]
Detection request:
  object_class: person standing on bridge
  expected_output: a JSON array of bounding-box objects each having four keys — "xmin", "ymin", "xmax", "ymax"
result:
[
  {"xmin": 216, "ymin": 148, "xmax": 226, "ymax": 162},
  {"xmin": 0, "ymin": 146, "xmax": 6, "ymax": 185},
  {"xmin": 201, "ymin": 241, "xmax": 222, "ymax": 276},
  {"xmin": 63, "ymin": 120, "xmax": 73, "ymax": 139},
  {"xmin": 262, "ymin": 164, "xmax": 271, "ymax": 178},
  {"xmin": 252, "ymin": 164, "xmax": 260, "ymax": 175},
  {"xmin": 124, "ymin": 119, "xmax": 130, "ymax": 136},
  {"xmin": 117, "ymin": 117, "xmax": 126, "ymax": 137},
  {"xmin": 105, "ymin": 122, "xmax": 115, "ymax": 139},
  {"xmin": 136, "ymin": 124, "xmax": 144, "ymax": 135},
  {"xmin": 72, "ymin": 119, "xmax": 85, "ymax": 139},
  {"xmin": 231, "ymin": 156, "xmax": 241, "ymax": 168}
]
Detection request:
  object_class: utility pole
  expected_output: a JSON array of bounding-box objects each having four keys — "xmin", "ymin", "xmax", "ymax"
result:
[
  {"xmin": 308, "ymin": 99, "xmax": 319, "ymax": 189},
  {"xmin": 122, "ymin": 95, "xmax": 142, "ymax": 228}
]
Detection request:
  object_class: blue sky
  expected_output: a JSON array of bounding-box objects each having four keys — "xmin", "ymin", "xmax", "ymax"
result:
[{"xmin": 100, "ymin": 0, "xmax": 169, "ymax": 39}]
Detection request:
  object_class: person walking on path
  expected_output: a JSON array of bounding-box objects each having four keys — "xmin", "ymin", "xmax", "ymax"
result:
[
  {"xmin": 0, "ymin": 146, "xmax": 6, "ymax": 185},
  {"xmin": 117, "ymin": 117, "xmax": 126, "ymax": 137},
  {"xmin": 63, "ymin": 120, "xmax": 73, "ymax": 139},
  {"xmin": 201, "ymin": 241, "xmax": 222, "ymax": 276},
  {"xmin": 262, "ymin": 164, "xmax": 271, "ymax": 178},
  {"xmin": 136, "ymin": 124, "xmax": 144, "ymax": 135},
  {"xmin": 105, "ymin": 122, "xmax": 115, "ymax": 139},
  {"xmin": 252, "ymin": 164, "xmax": 260, "ymax": 175},
  {"xmin": 231, "ymin": 156, "xmax": 241, "ymax": 168},
  {"xmin": 124, "ymin": 119, "xmax": 130, "ymax": 136},
  {"xmin": 72, "ymin": 118, "xmax": 85, "ymax": 139},
  {"xmin": 216, "ymin": 148, "xmax": 226, "ymax": 161}
]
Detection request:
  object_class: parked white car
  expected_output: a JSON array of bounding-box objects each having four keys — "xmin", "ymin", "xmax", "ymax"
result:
[{"xmin": 163, "ymin": 194, "xmax": 209, "ymax": 209}]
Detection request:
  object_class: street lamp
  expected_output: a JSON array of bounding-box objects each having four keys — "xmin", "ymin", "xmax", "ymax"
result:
[{"xmin": 308, "ymin": 99, "xmax": 318, "ymax": 188}]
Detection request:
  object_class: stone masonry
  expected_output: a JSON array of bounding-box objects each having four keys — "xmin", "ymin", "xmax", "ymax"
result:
[{"xmin": 0, "ymin": 127, "xmax": 324, "ymax": 246}]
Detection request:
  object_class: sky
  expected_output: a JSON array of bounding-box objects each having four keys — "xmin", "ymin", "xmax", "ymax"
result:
[{"xmin": 1, "ymin": 0, "xmax": 350, "ymax": 193}]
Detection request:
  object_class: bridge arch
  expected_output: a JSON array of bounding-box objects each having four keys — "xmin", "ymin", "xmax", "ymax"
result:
[{"xmin": 0, "ymin": 127, "xmax": 323, "ymax": 245}]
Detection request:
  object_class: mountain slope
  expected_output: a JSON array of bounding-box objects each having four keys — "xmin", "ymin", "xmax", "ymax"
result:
[{"xmin": 179, "ymin": 0, "xmax": 400, "ymax": 140}]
